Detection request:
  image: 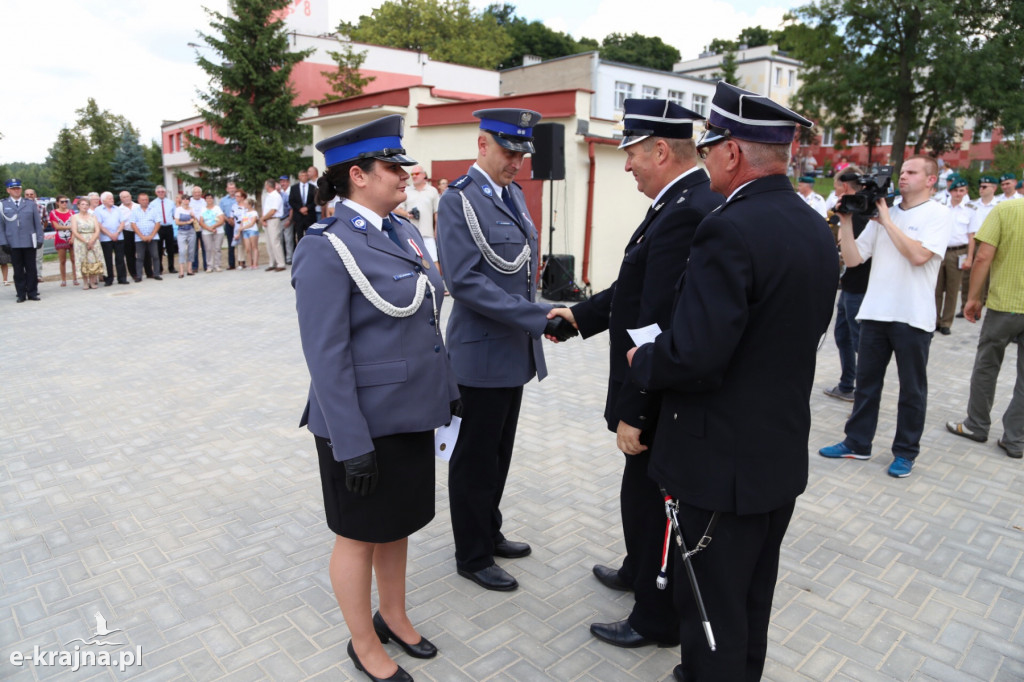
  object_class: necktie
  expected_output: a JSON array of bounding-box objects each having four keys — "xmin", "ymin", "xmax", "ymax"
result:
[
  {"xmin": 381, "ymin": 217, "xmax": 408, "ymax": 253},
  {"xmin": 301, "ymin": 184, "xmax": 307, "ymax": 203},
  {"xmin": 161, "ymin": 200, "xmax": 167, "ymax": 224},
  {"xmin": 501, "ymin": 187, "xmax": 518, "ymax": 219}
]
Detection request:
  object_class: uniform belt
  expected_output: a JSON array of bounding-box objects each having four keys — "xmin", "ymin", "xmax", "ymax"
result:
[{"xmin": 947, "ymin": 245, "xmax": 968, "ymax": 251}]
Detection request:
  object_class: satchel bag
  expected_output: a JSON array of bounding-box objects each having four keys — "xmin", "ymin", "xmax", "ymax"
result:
[{"xmin": 81, "ymin": 248, "xmax": 104, "ymax": 276}]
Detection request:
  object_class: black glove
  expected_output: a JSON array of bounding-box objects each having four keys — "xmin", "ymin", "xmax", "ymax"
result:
[
  {"xmin": 343, "ymin": 451, "xmax": 378, "ymax": 496},
  {"xmin": 410, "ymin": 207, "xmax": 420, "ymax": 220},
  {"xmin": 1, "ymin": 245, "xmax": 10, "ymax": 255},
  {"xmin": 449, "ymin": 398, "xmax": 463, "ymax": 421},
  {"xmin": 544, "ymin": 317, "xmax": 579, "ymax": 342}
]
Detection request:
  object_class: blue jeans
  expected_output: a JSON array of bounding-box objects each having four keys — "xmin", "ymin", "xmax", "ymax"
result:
[
  {"xmin": 834, "ymin": 291, "xmax": 865, "ymax": 393},
  {"xmin": 844, "ymin": 321, "xmax": 931, "ymax": 460}
]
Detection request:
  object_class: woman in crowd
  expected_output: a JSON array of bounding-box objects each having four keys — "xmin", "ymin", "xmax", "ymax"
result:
[
  {"xmin": 175, "ymin": 196, "xmax": 197, "ymax": 277},
  {"xmin": 292, "ymin": 115, "xmax": 459, "ymax": 682},
  {"xmin": 50, "ymin": 195, "xmax": 78, "ymax": 286},
  {"xmin": 70, "ymin": 197, "xmax": 104, "ymax": 289},
  {"xmin": 231, "ymin": 189, "xmax": 248, "ymax": 269},
  {"xmin": 198, "ymin": 193, "xmax": 225, "ymax": 272},
  {"xmin": 239, "ymin": 197, "xmax": 260, "ymax": 270}
]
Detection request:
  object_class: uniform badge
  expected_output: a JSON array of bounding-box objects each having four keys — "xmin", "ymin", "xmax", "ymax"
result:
[
  {"xmin": 482, "ymin": 185, "xmax": 493, "ymax": 197},
  {"xmin": 350, "ymin": 216, "xmax": 367, "ymax": 231},
  {"xmin": 520, "ymin": 112, "xmax": 531, "ymax": 127},
  {"xmin": 421, "ymin": 258, "xmax": 431, "ymax": 269},
  {"xmin": 393, "ymin": 272, "xmax": 416, "ymax": 281}
]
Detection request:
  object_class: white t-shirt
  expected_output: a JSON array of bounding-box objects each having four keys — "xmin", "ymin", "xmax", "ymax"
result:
[
  {"xmin": 402, "ymin": 184, "xmax": 440, "ymax": 238},
  {"xmin": 855, "ymin": 200, "xmax": 953, "ymax": 332},
  {"xmin": 947, "ymin": 202, "xmax": 973, "ymax": 247},
  {"xmin": 262, "ymin": 190, "xmax": 283, "ymax": 219}
]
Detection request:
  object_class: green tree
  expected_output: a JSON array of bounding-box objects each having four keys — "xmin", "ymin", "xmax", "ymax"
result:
[
  {"xmin": 707, "ymin": 25, "xmax": 779, "ymax": 53},
  {"xmin": 188, "ymin": 0, "xmax": 313, "ymax": 194},
  {"xmin": 786, "ymin": 0, "xmax": 990, "ymax": 172},
  {"xmin": 315, "ymin": 43, "xmax": 374, "ymax": 105},
  {"xmin": 111, "ymin": 129, "xmax": 153, "ymax": 198},
  {"xmin": 74, "ymin": 98, "xmax": 137, "ymax": 192},
  {"xmin": 719, "ymin": 52, "xmax": 741, "ymax": 87},
  {"xmin": 8, "ymin": 162, "xmax": 55, "ymax": 197},
  {"xmin": 485, "ymin": 3, "xmax": 595, "ymax": 68},
  {"xmin": 918, "ymin": 118, "xmax": 960, "ymax": 158},
  {"xmin": 47, "ymin": 127, "xmax": 91, "ymax": 197},
  {"xmin": 600, "ymin": 32, "xmax": 680, "ymax": 71},
  {"xmin": 343, "ymin": 0, "xmax": 513, "ymax": 70},
  {"xmin": 144, "ymin": 140, "xmax": 164, "ymax": 188},
  {"xmin": 993, "ymin": 139, "xmax": 1024, "ymax": 177}
]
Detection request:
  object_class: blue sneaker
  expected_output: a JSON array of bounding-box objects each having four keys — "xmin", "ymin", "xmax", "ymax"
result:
[
  {"xmin": 819, "ymin": 442, "xmax": 870, "ymax": 460},
  {"xmin": 888, "ymin": 456, "xmax": 914, "ymax": 478}
]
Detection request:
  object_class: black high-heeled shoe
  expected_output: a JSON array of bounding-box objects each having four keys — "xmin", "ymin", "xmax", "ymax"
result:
[
  {"xmin": 373, "ymin": 611, "xmax": 438, "ymax": 659},
  {"xmin": 347, "ymin": 640, "xmax": 412, "ymax": 682}
]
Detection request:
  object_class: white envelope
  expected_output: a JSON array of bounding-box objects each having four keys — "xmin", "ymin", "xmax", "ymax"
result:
[{"xmin": 435, "ymin": 416, "xmax": 461, "ymax": 461}]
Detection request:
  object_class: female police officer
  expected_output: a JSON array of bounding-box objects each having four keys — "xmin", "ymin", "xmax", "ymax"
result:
[{"xmin": 292, "ymin": 115, "xmax": 459, "ymax": 682}]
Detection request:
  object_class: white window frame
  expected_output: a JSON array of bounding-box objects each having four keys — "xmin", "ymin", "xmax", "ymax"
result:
[
  {"xmin": 691, "ymin": 94, "xmax": 708, "ymax": 117},
  {"xmin": 614, "ymin": 81, "xmax": 634, "ymax": 110},
  {"xmin": 642, "ymin": 85, "xmax": 660, "ymax": 99}
]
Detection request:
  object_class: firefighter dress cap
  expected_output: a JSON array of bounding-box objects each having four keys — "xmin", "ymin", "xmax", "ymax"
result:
[
  {"xmin": 618, "ymin": 98, "xmax": 703, "ymax": 149},
  {"xmin": 473, "ymin": 108, "xmax": 542, "ymax": 153},
  {"xmin": 697, "ymin": 82, "xmax": 812, "ymax": 149},
  {"xmin": 315, "ymin": 115, "xmax": 417, "ymax": 168}
]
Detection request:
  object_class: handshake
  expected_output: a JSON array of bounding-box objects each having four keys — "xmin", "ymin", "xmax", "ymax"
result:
[{"xmin": 544, "ymin": 308, "xmax": 579, "ymax": 343}]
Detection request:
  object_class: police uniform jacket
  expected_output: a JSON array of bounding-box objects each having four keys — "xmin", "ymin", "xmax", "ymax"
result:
[
  {"xmin": 629, "ymin": 175, "xmax": 838, "ymax": 515},
  {"xmin": 437, "ymin": 166, "xmax": 550, "ymax": 388},
  {"xmin": 0, "ymin": 197, "xmax": 44, "ymax": 249},
  {"xmin": 571, "ymin": 169, "xmax": 722, "ymax": 433},
  {"xmin": 292, "ymin": 204, "xmax": 460, "ymax": 462}
]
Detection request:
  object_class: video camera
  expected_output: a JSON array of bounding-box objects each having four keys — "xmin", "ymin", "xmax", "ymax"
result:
[{"xmin": 835, "ymin": 166, "xmax": 895, "ymax": 218}]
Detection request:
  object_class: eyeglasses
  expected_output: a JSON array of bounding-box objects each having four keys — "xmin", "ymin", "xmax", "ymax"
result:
[
  {"xmin": 696, "ymin": 122, "xmax": 732, "ymax": 160},
  {"xmin": 58, "ymin": 200, "xmax": 68, "ymax": 204}
]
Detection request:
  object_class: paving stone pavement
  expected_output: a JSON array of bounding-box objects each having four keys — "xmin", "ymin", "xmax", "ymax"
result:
[{"xmin": 2, "ymin": 269, "xmax": 1023, "ymax": 681}]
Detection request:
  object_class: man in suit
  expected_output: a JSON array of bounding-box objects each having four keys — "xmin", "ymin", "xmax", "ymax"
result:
[
  {"xmin": 627, "ymin": 82, "xmax": 838, "ymax": 681},
  {"xmin": 547, "ymin": 98, "xmax": 722, "ymax": 648},
  {"xmin": 437, "ymin": 107, "xmax": 576, "ymax": 592},
  {"xmin": 0, "ymin": 178, "xmax": 45, "ymax": 302},
  {"xmin": 289, "ymin": 168, "xmax": 317, "ymax": 244}
]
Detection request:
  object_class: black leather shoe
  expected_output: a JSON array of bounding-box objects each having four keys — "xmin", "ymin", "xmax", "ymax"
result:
[
  {"xmin": 28, "ymin": 294, "xmax": 40, "ymax": 301},
  {"xmin": 347, "ymin": 640, "xmax": 411, "ymax": 682},
  {"xmin": 154, "ymin": 276, "xmax": 163, "ymax": 280},
  {"xmin": 493, "ymin": 539, "xmax": 531, "ymax": 558},
  {"xmin": 457, "ymin": 564, "xmax": 518, "ymax": 591},
  {"xmin": 373, "ymin": 611, "xmax": 437, "ymax": 659},
  {"xmin": 938, "ymin": 326, "xmax": 951, "ymax": 335},
  {"xmin": 16, "ymin": 296, "xmax": 25, "ymax": 303},
  {"xmin": 589, "ymin": 619, "xmax": 677, "ymax": 648},
  {"xmin": 955, "ymin": 311, "xmax": 965, "ymax": 319},
  {"xmin": 673, "ymin": 664, "xmax": 686, "ymax": 681},
  {"xmin": 592, "ymin": 564, "xmax": 631, "ymax": 592}
]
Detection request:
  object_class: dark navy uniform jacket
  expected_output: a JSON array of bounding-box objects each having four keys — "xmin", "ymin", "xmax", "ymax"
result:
[
  {"xmin": 571, "ymin": 169, "xmax": 722, "ymax": 433},
  {"xmin": 630, "ymin": 175, "xmax": 838, "ymax": 515},
  {"xmin": 0, "ymin": 198, "xmax": 44, "ymax": 249},
  {"xmin": 292, "ymin": 203, "xmax": 460, "ymax": 462},
  {"xmin": 437, "ymin": 166, "xmax": 551, "ymax": 388}
]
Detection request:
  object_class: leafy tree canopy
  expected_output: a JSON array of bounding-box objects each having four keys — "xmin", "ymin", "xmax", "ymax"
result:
[
  {"xmin": 706, "ymin": 25, "xmax": 779, "ymax": 54},
  {"xmin": 342, "ymin": 0, "xmax": 513, "ymax": 70},
  {"xmin": 316, "ymin": 43, "xmax": 374, "ymax": 105},
  {"xmin": 600, "ymin": 32, "xmax": 680, "ymax": 72},
  {"xmin": 485, "ymin": 3, "xmax": 597, "ymax": 68}
]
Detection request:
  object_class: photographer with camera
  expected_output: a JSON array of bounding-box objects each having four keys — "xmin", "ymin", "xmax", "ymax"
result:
[
  {"xmin": 820, "ymin": 155, "xmax": 953, "ymax": 478},
  {"xmin": 824, "ymin": 166, "xmax": 872, "ymax": 402}
]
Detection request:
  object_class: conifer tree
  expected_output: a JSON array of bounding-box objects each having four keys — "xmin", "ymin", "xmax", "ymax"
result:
[
  {"xmin": 47, "ymin": 127, "xmax": 91, "ymax": 197},
  {"xmin": 188, "ymin": 0, "xmax": 313, "ymax": 193},
  {"xmin": 111, "ymin": 129, "xmax": 153, "ymax": 199}
]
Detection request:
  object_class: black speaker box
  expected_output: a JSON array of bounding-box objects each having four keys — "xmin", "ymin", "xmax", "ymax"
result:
[
  {"xmin": 542, "ymin": 254, "xmax": 575, "ymax": 300},
  {"xmin": 532, "ymin": 123, "xmax": 565, "ymax": 181}
]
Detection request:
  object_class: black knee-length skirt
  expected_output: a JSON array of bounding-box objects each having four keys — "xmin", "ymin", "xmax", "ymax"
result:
[{"xmin": 315, "ymin": 432, "xmax": 435, "ymax": 543}]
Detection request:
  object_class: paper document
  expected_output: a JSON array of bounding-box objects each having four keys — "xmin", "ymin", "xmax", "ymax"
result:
[
  {"xmin": 628, "ymin": 323, "xmax": 662, "ymax": 347},
  {"xmin": 958, "ymin": 254, "xmax": 967, "ymax": 269},
  {"xmin": 435, "ymin": 416, "xmax": 461, "ymax": 461}
]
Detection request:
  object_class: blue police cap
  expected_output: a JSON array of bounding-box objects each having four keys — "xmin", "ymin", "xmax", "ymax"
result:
[
  {"xmin": 315, "ymin": 115, "xmax": 417, "ymax": 169},
  {"xmin": 278, "ymin": 175, "xmax": 289, "ymax": 181},
  {"xmin": 697, "ymin": 82, "xmax": 812, "ymax": 149},
  {"xmin": 5, "ymin": 178, "xmax": 22, "ymax": 188},
  {"xmin": 618, "ymin": 99, "xmax": 703, "ymax": 149},
  {"xmin": 474, "ymin": 108, "xmax": 542, "ymax": 153}
]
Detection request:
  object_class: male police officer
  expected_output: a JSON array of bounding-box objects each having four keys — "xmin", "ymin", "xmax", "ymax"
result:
[
  {"xmin": 627, "ymin": 82, "xmax": 837, "ymax": 681},
  {"xmin": 0, "ymin": 179, "xmax": 44, "ymax": 302},
  {"xmin": 548, "ymin": 98, "xmax": 722, "ymax": 648},
  {"xmin": 437, "ymin": 108, "xmax": 576, "ymax": 591}
]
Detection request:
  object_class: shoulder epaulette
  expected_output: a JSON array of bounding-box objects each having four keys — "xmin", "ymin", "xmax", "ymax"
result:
[
  {"xmin": 449, "ymin": 174, "xmax": 473, "ymax": 191},
  {"xmin": 305, "ymin": 217, "xmax": 337, "ymax": 237}
]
